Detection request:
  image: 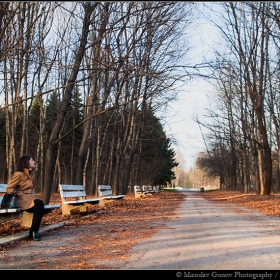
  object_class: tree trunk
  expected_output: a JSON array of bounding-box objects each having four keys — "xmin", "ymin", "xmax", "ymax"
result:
[{"xmin": 42, "ymin": 2, "xmax": 95, "ymax": 204}]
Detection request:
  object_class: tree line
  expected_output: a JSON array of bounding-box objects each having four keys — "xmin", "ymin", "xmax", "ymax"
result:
[
  {"xmin": 3, "ymin": 2, "xmax": 278, "ymax": 201},
  {"xmin": 195, "ymin": 2, "xmax": 280, "ymax": 195},
  {"xmin": 0, "ymin": 2, "xmax": 194, "ymax": 204}
]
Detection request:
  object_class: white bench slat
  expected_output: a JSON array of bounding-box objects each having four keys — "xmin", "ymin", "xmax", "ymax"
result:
[
  {"xmin": 60, "ymin": 191, "xmax": 87, "ymax": 198},
  {"xmin": 98, "ymin": 185, "xmax": 124, "ymax": 199},
  {"xmin": 44, "ymin": 204, "xmax": 60, "ymax": 210},
  {"xmin": 97, "ymin": 185, "xmax": 124, "ymax": 209},
  {"xmin": 59, "ymin": 185, "xmax": 85, "ymax": 191},
  {"xmin": 147, "ymin": 185, "xmax": 156, "ymax": 193},
  {"xmin": 0, "ymin": 208, "xmax": 22, "ymax": 213},
  {"xmin": 0, "ymin": 184, "xmax": 8, "ymax": 192},
  {"xmin": 153, "ymin": 186, "xmax": 160, "ymax": 193},
  {"xmin": 102, "ymin": 195, "xmax": 124, "ymax": 200}
]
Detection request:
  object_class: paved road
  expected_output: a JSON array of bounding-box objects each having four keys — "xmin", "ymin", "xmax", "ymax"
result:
[{"xmin": 115, "ymin": 190, "xmax": 280, "ymax": 270}]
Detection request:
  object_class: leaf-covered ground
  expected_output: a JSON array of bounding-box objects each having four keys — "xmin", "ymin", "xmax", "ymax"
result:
[
  {"xmin": 203, "ymin": 189, "xmax": 280, "ymax": 217},
  {"xmin": 0, "ymin": 191, "xmax": 186, "ymax": 269},
  {"xmin": 0, "ymin": 191, "xmax": 186, "ymax": 238},
  {"xmin": 1, "ymin": 188, "xmax": 280, "ymax": 239},
  {"xmin": 0, "ymin": 189, "xmax": 280, "ymax": 269}
]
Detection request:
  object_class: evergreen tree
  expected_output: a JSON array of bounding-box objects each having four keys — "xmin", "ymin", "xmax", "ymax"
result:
[{"xmin": 140, "ymin": 109, "xmax": 178, "ymax": 186}]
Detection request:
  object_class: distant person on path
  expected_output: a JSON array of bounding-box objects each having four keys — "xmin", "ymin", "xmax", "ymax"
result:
[{"xmin": 6, "ymin": 155, "xmax": 45, "ymax": 241}]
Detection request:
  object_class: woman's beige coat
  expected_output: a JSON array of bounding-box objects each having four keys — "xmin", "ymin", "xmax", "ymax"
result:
[{"xmin": 6, "ymin": 168, "xmax": 36, "ymax": 210}]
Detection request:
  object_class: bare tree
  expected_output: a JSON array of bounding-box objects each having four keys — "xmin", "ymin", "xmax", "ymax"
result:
[
  {"xmin": 42, "ymin": 2, "xmax": 97, "ymax": 204},
  {"xmin": 199, "ymin": 2, "xmax": 277, "ymax": 195}
]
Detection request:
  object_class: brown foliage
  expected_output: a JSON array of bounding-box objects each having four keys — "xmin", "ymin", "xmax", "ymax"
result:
[
  {"xmin": 0, "ymin": 191, "xmax": 186, "ymax": 269},
  {"xmin": 1, "ymin": 189, "xmax": 280, "ymax": 269},
  {"xmin": 203, "ymin": 189, "xmax": 280, "ymax": 217},
  {"xmin": 0, "ymin": 191, "xmax": 186, "ymax": 238}
]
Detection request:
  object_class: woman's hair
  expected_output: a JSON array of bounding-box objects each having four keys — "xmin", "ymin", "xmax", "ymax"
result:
[{"xmin": 16, "ymin": 155, "xmax": 32, "ymax": 171}]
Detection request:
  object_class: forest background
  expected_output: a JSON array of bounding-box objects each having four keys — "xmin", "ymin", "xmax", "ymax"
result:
[{"xmin": 0, "ymin": 2, "xmax": 280, "ymax": 206}]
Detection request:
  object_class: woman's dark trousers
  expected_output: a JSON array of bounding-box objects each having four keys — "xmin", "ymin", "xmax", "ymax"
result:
[{"xmin": 25, "ymin": 199, "xmax": 45, "ymax": 233}]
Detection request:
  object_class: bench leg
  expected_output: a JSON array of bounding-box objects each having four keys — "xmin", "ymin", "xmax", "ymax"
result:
[
  {"xmin": 80, "ymin": 205, "xmax": 88, "ymax": 212},
  {"xmin": 62, "ymin": 204, "xmax": 88, "ymax": 216},
  {"xmin": 62, "ymin": 205, "xmax": 71, "ymax": 216},
  {"xmin": 21, "ymin": 211, "xmax": 33, "ymax": 228},
  {"xmin": 99, "ymin": 199, "xmax": 114, "ymax": 209},
  {"xmin": 135, "ymin": 192, "xmax": 151, "ymax": 198},
  {"xmin": 135, "ymin": 192, "xmax": 144, "ymax": 198}
]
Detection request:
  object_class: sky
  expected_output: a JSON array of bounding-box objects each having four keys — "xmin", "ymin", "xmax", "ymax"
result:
[
  {"xmin": 164, "ymin": 4, "xmax": 219, "ymax": 172},
  {"xmin": 164, "ymin": 79, "xmax": 211, "ymax": 172}
]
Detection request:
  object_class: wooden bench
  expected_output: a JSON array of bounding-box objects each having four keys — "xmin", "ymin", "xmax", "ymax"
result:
[
  {"xmin": 147, "ymin": 185, "xmax": 156, "ymax": 193},
  {"xmin": 97, "ymin": 185, "xmax": 124, "ymax": 209},
  {"xmin": 153, "ymin": 185, "xmax": 160, "ymax": 193},
  {"xmin": 135, "ymin": 185, "xmax": 161, "ymax": 197},
  {"xmin": 0, "ymin": 184, "xmax": 60, "ymax": 228},
  {"xmin": 142, "ymin": 185, "xmax": 156, "ymax": 195},
  {"xmin": 59, "ymin": 184, "xmax": 101, "ymax": 216},
  {"xmin": 134, "ymin": 185, "xmax": 150, "ymax": 198}
]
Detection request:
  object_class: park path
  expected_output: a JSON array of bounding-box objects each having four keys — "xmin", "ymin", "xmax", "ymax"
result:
[
  {"xmin": 0, "ymin": 190, "xmax": 280, "ymax": 271},
  {"xmin": 111, "ymin": 190, "xmax": 280, "ymax": 270}
]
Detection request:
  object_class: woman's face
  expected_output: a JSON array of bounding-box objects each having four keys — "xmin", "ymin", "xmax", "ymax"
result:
[{"xmin": 29, "ymin": 158, "xmax": 36, "ymax": 169}]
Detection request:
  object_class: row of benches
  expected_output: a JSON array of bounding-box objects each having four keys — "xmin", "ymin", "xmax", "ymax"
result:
[
  {"xmin": 134, "ymin": 185, "xmax": 160, "ymax": 198},
  {"xmin": 0, "ymin": 184, "xmax": 124, "ymax": 227},
  {"xmin": 59, "ymin": 184, "xmax": 124, "ymax": 216}
]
